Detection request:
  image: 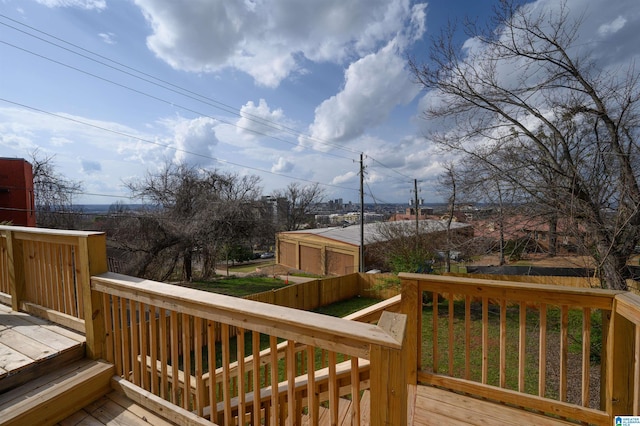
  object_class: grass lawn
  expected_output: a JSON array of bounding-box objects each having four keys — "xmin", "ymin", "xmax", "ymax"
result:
[
  {"xmin": 227, "ymin": 261, "xmax": 275, "ymax": 273},
  {"xmin": 313, "ymin": 296, "xmax": 381, "ymax": 317},
  {"xmin": 420, "ymin": 299, "xmax": 602, "ymax": 404},
  {"xmin": 185, "ymin": 295, "xmax": 383, "ymax": 378},
  {"xmin": 176, "ymin": 275, "xmax": 287, "ymax": 297}
]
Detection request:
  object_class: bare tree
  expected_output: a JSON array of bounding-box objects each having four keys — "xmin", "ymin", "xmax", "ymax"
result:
[
  {"xmin": 438, "ymin": 163, "xmax": 457, "ymax": 272},
  {"xmin": 115, "ymin": 162, "xmax": 263, "ymax": 281},
  {"xmin": 29, "ymin": 149, "xmax": 84, "ymax": 229},
  {"xmin": 367, "ymin": 221, "xmax": 438, "ymax": 274},
  {"xmin": 411, "ymin": 0, "xmax": 640, "ymax": 289},
  {"xmin": 272, "ymin": 182, "xmax": 325, "ymax": 231}
]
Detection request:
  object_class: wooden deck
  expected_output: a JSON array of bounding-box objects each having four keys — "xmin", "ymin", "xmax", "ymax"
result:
[
  {"xmin": 56, "ymin": 390, "xmax": 181, "ymax": 426},
  {"xmin": 410, "ymin": 385, "xmax": 578, "ymax": 426},
  {"xmin": 0, "ymin": 303, "xmax": 86, "ymax": 393}
]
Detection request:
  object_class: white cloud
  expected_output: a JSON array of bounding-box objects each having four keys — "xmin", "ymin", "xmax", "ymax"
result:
[
  {"xmin": 598, "ymin": 16, "xmax": 627, "ymax": 36},
  {"xmin": 332, "ymin": 171, "xmax": 357, "ymax": 185},
  {"xmin": 163, "ymin": 116, "xmax": 219, "ymax": 167},
  {"xmin": 132, "ymin": 0, "xmax": 424, "ymax": 87},
  {"xmin": 306, "ymin": 40, "xmax": 420, "ymax": 146},
  {"xmin": 271, "ymin": 157, "xmax": 294, "ymax": 174},
  {"xmin": 237, "ymin": 99, "xmax": 286, "ymax": 139},
  {"xmin": 34, "ymin": 0, "xmax": 106, "ymax": 10},
  {"xmin": 98, "ymin": 32, "xmax": 117, "ymax": 45}
]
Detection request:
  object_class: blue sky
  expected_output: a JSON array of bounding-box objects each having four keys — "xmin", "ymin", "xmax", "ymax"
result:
[{"xmin": 1, "ymin": 0, "xmax": 638, "ymax": 205}]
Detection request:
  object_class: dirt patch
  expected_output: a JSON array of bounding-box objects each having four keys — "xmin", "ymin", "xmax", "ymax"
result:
[{"xmin": 529, "ymin": 328, "xmax": 601, "ymax": 410}]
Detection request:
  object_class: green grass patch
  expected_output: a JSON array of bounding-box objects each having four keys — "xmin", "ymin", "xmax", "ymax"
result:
[
  {"xmin": 181, "ymin": 296, "xmax": 383, "ymax": 382},
  {"xmin": 313, "ymin": 297, "xmax": 381, "ymax": 317},
  {"xmin": 227, "ymin": 260, "xmax": 275, "ymax": 273},
  {"xmin": 177, "ymin": 275, "xmax": 287, "ymax": 297},
  {"xmin": 419, "ymin": 298, "xmax": 602, "ymax": 398}
]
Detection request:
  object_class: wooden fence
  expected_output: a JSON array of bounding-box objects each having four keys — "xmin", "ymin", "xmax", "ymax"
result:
[{"xmin": 245, "ymin": 272, "xmax": 400, "ymax": 310}]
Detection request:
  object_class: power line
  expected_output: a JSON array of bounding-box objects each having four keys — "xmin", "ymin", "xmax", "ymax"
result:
[
  {"xmin": 0, "ymin": 16, "xmax": 359, "ymax": 157},
  {"xmin": 0, "ymin": 14, "xmax": 417, "ymax": 181},
  {"xmin": 0, "ymin": 98, "xmax": 360, "ymax": 196}
]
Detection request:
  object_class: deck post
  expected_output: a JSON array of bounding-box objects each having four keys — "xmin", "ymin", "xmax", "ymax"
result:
[
  {"xmin": 5, "ymin": 230, "xmax": 26, "ymax": 312},
  {"xmin": 604, "ymin": 300, "xmax": 635, "ymax": 416},
  {"xmin": 369, "ymin": 311, "xmax": 407, "ymax": 426},
  {"xmin": 399, "ymin": 276, "xmax": 419, "ymax": 386},
  {"xmin": 78, "ymin": 233, "xmax": 108, "ymax": 360}
]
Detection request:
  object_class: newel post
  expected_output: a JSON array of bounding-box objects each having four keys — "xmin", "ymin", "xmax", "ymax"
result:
[
  {"xmin": 5, "ymin": 230, "xmax": 26, "ymax": 312},
  {"xmin": 370, "ymin": 311, "xmax": 408, "ymax": 426},
  {"xmin": 78, "ymin": 232, "xmax": 108, "ymax": 360},
  {"xmin": 399, "ymin": 274, "xmax": 420, "ymax": 387},
  {"xmin": 603, "ymin": 296, "xmax": 635, "ymax": 417}
]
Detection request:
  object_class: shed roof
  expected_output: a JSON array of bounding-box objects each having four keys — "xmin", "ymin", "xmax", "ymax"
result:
[{"xmin": 279, "ymin": 219, "xmax": 472, "ymax": 247}]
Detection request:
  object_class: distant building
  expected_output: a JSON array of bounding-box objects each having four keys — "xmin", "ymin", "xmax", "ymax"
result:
[
  {"xmin": 389, "ymin": 206, "xmax": 434, "ymax": 222},
  {"xmin": 276, "ymin": 220, "xmax": 473, "ymax": 276},
  {"xmin": 0, "ymin": 158, "xmax": 36, "ymax": 227}
]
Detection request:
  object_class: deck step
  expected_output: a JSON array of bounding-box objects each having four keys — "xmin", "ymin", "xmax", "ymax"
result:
[
  {"xmin": 0, "ymin": 359, "xmax": 114, "ymax": 426},
  {"xmin": 0, "ymin": 342, "xmax": 85, "ymax": 394}
]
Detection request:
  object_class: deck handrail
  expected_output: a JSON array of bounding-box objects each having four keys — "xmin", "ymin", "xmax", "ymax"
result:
[
  {"xmin": 0, "ymin": 225, "xmax": 107, "ymax": 355},
  {"xmin": 398, "ymin": 272, "xmax": 639, "ymax": 425},
  {"xmin": 90, "ymin": 271, "xmax": 407, "ymax": 425}
]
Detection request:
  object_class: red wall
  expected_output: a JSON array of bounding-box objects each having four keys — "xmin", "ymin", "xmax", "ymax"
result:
[{"xmin": 0, "ymin": 158, "xmax": 36, "ymax": 227}]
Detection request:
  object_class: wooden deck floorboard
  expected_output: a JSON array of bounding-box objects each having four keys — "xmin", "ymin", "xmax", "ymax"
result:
[
  {"xmin": 0, "ymin": 303, "xmax": 85, "ymax": 392},
  {"xmin": 57, "ymin": 391, "xmax": 180, "ymax": 426},
  {"xmin": 411, "ymin": 385, "xmax": 582, "ymax": 426}
]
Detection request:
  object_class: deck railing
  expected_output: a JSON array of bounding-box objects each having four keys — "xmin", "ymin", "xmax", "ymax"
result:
[
  {"xmin": 0, "ymin": 225, "xmax": 106, "ymax": 335},
  {"xmin": 398, "ymin": 272, "xmax": 640, "ymax": 425},
  {"xmin": 91, "ymin": 272, "xmax": 406, "ymax": 425},
  {"xmin": 6, "ymin": 224, "xmax": 640, "ymax": 425}
]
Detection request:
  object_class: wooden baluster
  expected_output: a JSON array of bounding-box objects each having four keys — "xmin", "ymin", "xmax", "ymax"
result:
[
  {"xmin": 159, "ymin": 307, "xmax": 168, "ymax": 400},
  {"xmin": 221, "ymin": 324, "xmax": 232, "ymax": 424},
  {"xmin": 500, "ymin": 299, "xmax": 507, "ymax": 388},
  {"xmin": 270, "ymin": 335, "xmax": 279, "ymax": 425},
  {"xmin": 131, "ymin": 300, "xmax": 141, "ymax": 386},
  {"xmin": 519, "ymin": 301, "xmax": 526, "ymax": 393},
  {"xmin": 482, "ymin": 297, "xmax": 488, "ymax": 384},
  {"xmin": 465, "ymin": 295, "xmax": 471, "ymax": 380},
  {"xmin": 170, "ymin": 310, "xmax": 180, "ymax": 405},
  {"xmin": 448, "ymin": 293, "xmax": 454, "ymax": 375},
  {"xmin": 182, "ymin": 314, "xmax": 192, "ymax": 410},
  {"xmin": 560, "ymin": 305, "xmax": 569, "ymax": 402},
  {"xmin": 350, "ymin": 356, "xmax": 361, "ymax": 426},
  {"xmin": 149, "ymin": 304, "xmax": 159, "ymax": 395},
  {"xmin": 207, "ymin": 319, "xmax": 218, "ymax": 422},
  {"xmin": 252, "ymin": 331, "xmax": 261, "ymax": 425},
  {"xmin": 582, "ymin": 307, "xmax": 591, "ymax": 407},
  {"xmin": 306, "ymin": 346, "xmax": 318, "ymax": 425},
  {"xmin": 194, "ymin": 317, "xmax": 204, "ymax": 416},
  {"xmin": 433, "ymin": 291, "xmax": 439, "ymax": 373},
  {"xmin": 539, "ymin": 303, "xmax": 547, "ymax": 397},
  {"xmin": 237, "ymin": 328, "xmax": 246, "ymax": 422},
  {"xmin": 139, "ymin": 302, "xmax": 149, "ymax": 390}
]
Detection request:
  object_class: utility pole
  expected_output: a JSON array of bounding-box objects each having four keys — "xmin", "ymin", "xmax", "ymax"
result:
[
  {"xmin": 359, "ymin": 153, "xmax": 365, "ymax": 273},
  {"xmin": 414, "ymin": 178, "xmax": 420, "ymax": 239}
]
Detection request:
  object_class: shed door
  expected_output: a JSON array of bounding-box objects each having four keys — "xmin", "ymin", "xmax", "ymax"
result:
[
  {"xmin": 279, "ymin": 241, "xmax": 296, "ymax": 268},
  {"xmin": 299, "ymin": 245, "xmax": 322, "ymax": 275},
  {"xmin": 326, "ymin": 250, "xmax": 355, "ymax": 275}
]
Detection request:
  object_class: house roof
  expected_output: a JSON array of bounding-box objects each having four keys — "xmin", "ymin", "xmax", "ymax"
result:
[{"xmin": 279, "ymin": 219, "xmax": 472, "ymax": 247}]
